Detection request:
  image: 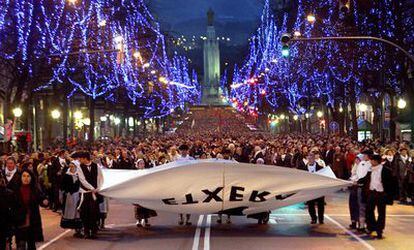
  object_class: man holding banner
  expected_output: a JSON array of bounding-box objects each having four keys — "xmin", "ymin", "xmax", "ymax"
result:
[{"xmin": 299, "ymin": 152, "xmax": 325, "ymax": 224}]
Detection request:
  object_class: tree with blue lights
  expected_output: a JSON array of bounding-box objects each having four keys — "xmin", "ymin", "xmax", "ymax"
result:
[
  {"xmin": 228, "ymin": 0, "xmax": 412, "ymax": 138},
  {"xmin": 0, "ymin": 0, "xmax": 200, "ymax": 132}
]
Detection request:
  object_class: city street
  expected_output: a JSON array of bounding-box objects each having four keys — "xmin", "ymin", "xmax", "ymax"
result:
[{"xmin": 38, "ymin": 192, "xmax": 414, "ymax": 250}]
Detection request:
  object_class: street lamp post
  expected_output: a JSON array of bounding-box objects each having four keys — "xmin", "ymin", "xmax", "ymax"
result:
[
  {"xmin": 12, "ymin": 107, "xmax": 23, "ymax": 130},
  {"xmin": 51, "ymin": 109, "xmax": 61, "ymax": 142}
]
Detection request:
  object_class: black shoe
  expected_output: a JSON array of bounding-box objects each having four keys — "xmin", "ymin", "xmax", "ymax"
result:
[
  {"xmin": 179, "ymin": 220, "xmax": 184, "ymax": 225},
  {"xmin": 349, "ymin": 222, "xmax": 357, "ymax": 229},
  {"xmin": 73, "ymin": 232, "xmax": 83, "ymax": 238},
  {"xmin": 89, "ymin": 234, "xmax": 97, "ymax": 239},
  {"xmin": 185, "ymin": 221, "xmax": 192, "ymax": 226},
  {"xmin": 357, "ymin": 227, "xmax": 366, "ymax": 233},
  {"xmin": 376, "ymin": 232, "xmax": 383, "ymax": 239},
  {"xmin": 217, "ymin": 219, "xmax": 222, "ymax": 224},
  {"xmin": 319, "ymin": 220, "xmax": 324, "ymax": 224},
  {"xmin": 311, "ymin": 220, "xmax": 317, "ymax": 224}
]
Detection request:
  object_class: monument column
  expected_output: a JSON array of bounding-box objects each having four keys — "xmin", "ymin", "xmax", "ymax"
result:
[{"xmin": 202, "ymin": 8, "xmax": 222, "ymax": 105}]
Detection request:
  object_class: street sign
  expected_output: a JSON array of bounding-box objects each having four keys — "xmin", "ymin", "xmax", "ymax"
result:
[{"xmin": 329, "ymin": 121, "xmax": 339, "ymax": 132}]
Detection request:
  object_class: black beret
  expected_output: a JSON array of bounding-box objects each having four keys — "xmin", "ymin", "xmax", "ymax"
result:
[
  {"xmin": 369, "ymin": 154, "xmax": 382, "ymax": 162},
  {"xmin": 178, "ymin": 145, "xmax": 189, "ymax": 151}
]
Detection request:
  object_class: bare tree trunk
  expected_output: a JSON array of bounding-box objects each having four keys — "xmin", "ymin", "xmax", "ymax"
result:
[
  {"xmin": 389, "ymin": 95, "xmax": 397, "ymax": 142},
  {"xmin": 349, "ymin": 80, "xmax": 358, "ymax": 141},
  {"xmin": 63, "ymin": 96, "xmax": 68, "ymax": 147},
  {"xmin": 89, "ymin": 97, "xmax": 95, "ymax": 143},
  {"xmin": 44, "ymin": 97, "xmax": 52, "ymax": 146}
]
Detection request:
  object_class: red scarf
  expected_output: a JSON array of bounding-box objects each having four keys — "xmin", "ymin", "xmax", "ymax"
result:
[{"xmin": 20, "ymin": 184, "xmax": 32, "ymax": 208}]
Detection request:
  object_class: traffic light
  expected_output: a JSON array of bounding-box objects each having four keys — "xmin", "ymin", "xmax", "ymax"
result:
[
  {"xmin": 339, "ymin": 0, "xmax": 350, "ymax": 13},
  {"xmin": 281, "ymin": 46, "xmax": 290, "ymax": 58},
  {"xmin": 281, "ymin": 33, "xmax": 291, "ymax": 58}
]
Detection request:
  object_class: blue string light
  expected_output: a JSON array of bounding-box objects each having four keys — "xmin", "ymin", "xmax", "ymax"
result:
[{"xmin": 0, "ymin": 0, "xmax": 200, "ymax": 118}]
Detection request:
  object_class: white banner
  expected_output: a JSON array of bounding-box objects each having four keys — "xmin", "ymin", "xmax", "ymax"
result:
[{"xmin": 100, "ymin": 159, "xmax": 351, "ymax": 215}]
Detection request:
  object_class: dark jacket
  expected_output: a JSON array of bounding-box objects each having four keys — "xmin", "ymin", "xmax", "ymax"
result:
[
  {"xmin": 0, "ymin": 187, "xmax": 18, "ymax": 237},
  {"xmin": 283, "ymin": 154, "xmax": 293, "ymax": 168},
  {"xmin": 114, "ymin": 157, "xmax": 134, "ymax": 170},
  {"xmin": 48, "ymin": 157, "xmax": 68, "ymax": 187},
  {"xmin": 332, "ymin": 152, "xmax": 347, "ymax": 179},
  {"xmin": 408, "ymin": 163, "xmax": 414, "ymax": 184},
  {"xmin": 15, "ymin": 186, "xmax": 47, "ymax": 242},
  {"xmin": 3, "ymin": 170, "xmax": 21, "ymax": 192},
  {"xmin": 358, "ymin": 165, "xmax": 395, "ymax": 205},
  {"xmin": 323, "ymin": 149, "xmax": 335, "ymax": 166},
  {"xmin": 395, "ymin": 156, "xmax": 411, "ymax": 180},
  {"xmin": 251, "ymin": 151, "xmax": 265, "ymax": 164},
  {"xmin": 61, "ymin": 174, "xmax": 80, "ymax": 195}
]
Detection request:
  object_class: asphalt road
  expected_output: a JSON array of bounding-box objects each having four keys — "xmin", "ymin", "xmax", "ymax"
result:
[{"xmin": 36, "ymin": 192, "xmax": 414, "ymax": 250}]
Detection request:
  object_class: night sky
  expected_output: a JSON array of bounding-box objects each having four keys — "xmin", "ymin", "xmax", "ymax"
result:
[{"xmin": 147, "ymin": 0, "xmax": 264, "ymax": 43}]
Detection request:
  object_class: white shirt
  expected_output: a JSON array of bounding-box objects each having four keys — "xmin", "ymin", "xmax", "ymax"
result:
[
  {"xmin": 77, "ymin": 164, "xmax": 104, "ymax": 192},
  {"xmin": 307, "ymin": 163, "xmax": 317, "ymax": 173},
  {"xmin": 349, "ymin": 163, "xmax": 359, "ymax": 182},
  {"xmin": 356, "ymin": 160, "xmax": 371, "ymax": 180},
  {"xmin": 369, "ymin": 164, "xmax": 384, "ymax": 192},
  {"xmin": 59, "ymin": 157, "xmax": 66, "ymax": 167},
  {"xmin": 5, "ymin": 168, "xmax": 17, "ymax": 182}
]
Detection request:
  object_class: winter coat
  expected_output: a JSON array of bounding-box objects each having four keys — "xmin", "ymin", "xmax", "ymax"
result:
[
  {"xmin": 0, "ymin": 187, "xmax": 18, "ymax": 237},
  {"xmin": 15, "ymin": 186, "xmax": 47, "ymax": 242}
]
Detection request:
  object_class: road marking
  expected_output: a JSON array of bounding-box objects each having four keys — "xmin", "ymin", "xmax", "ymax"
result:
[
  {"xmin": 38, "ymin": 229, "xmax": 71, "ymax": 250},
  {"xmin": 269, "ymin": 218, "xmax": 277, "ymax": 224},
  {"xmin": 271, "ymin": 213, "xmax": 414, "ymax": 217},
  {"xmin": 204, "ymin": 215, "xmax": 212, "ymax": 250},
  {"xmin": 325, "ymin": 215, "xmax": 375, "ymax": 250},
  {"xmin": 106, "ymin": 223, "xmax": 136, "ymax": 228},
  {"xmin": 192, "ymin": 215, "xmax": 205, "ymax": 250}
]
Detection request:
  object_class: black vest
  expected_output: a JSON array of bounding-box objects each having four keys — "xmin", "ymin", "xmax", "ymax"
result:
[{"xmin": 80, "ymin": 163, "xmax": 98, "ymax": 189}]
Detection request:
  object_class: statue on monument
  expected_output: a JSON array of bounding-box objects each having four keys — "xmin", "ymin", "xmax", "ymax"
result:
[{"xmin": 207, "ymin": 8, "xmax": 214, "ymax": 26}]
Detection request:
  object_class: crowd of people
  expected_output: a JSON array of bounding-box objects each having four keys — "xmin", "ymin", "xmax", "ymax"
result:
[{"xmin": 1, "ymin": 108, "xmax": 414, "ymax": 248}]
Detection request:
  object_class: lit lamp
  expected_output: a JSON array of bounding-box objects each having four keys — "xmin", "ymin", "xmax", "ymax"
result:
[
  {"xmin": 74, "ymin": 110, "xmax": 83, "ymax": 120},
  {"xmin": 51, "ymin": 109, "xmax": 61, "ymax": 119},
  {"xmin": 316, "ymin": 111, "xmax": 323, "ymax": 118},
  {"xmin": 133, "ymin": 51, "xmax": 141, "ymax": 59},
  {"xmin": 280, "ymin": 114, "xmax": 286, "ymax": 120},
  {"xmin": 114, "ymin": 35, "xmax": 123, "ymax": 44},
  {"xmin": 358, "ymin": 103, "xmax": 368, "ymax": 112},
  {"xmin": 397, "ymin": 98, "xmax": 407, "ymax": 109},
  {"xmin": 82, "ymin": 118, "xmax": 91, "ymax": 126},
  {"xmin": 114, "ymin": 117, "xmax": 121, "ymax": 125},
  {"xmin": 293, "ymin": 31, "xmax": 301, "ymax": 37},
  {"xmin": 100, "ymin": 116, "xmax": 107, "ymax": 122},
  {"xmin": 293, "ymin": 115, "xmax": 298, "ymax": 121},
  {"xmin": 307, "ymin": 14, "xmax": 316, "ymax": 23},
  {"xmin": 12, "ymin": 107, "xmax": 23, "ymax": 118},
  {"xmin": 98, "ymin": 19, "xmax": 107, "ymax": 27}
]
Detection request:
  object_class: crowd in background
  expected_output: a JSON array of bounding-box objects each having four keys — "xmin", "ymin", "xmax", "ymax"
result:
[{"xmin": 1, "ymin": 108, "xmax": 414, "ymax": 248}]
